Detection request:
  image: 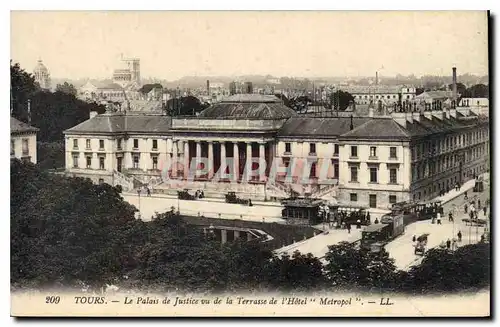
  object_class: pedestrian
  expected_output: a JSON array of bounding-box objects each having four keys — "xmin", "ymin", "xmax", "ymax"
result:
[
  {"xmin": 483, "ymin": 206, "xmax": 487, "ymax": 216},
  {"xmin": 347, "ymin": 223, "xmax": 351, "ymax": 234},
  {"xmin": 452, "ymin": 238, "xmax": 457, "ymax": 250},
  {"xmin": 448, "ymin": 211, "xmax": 453, "ymax": 222},
  {"xmin": 480, "ymin": 234, "xmax": 485, "ymax": 243},
  {"xmin": 374, "ymin": 218, "xmax": 379, "ymax": 224},
  {"xmin": 366, "ymin": 212, "xmax": 371, "ymax": 223},
  {"xmin": 446, "ymin": 238, "xmax": 451, "ymax": 249},
  {"xmin": 356, "ymin": 219, "xmax": 361, "ymax": 229},
  {"xmin": 478, "ymin": 199, "xmax": 481, "ymax": 209},
  {"xmin": 436, "ymin": 212, "xmax": 441, "ymax": 225},
  {"xmin": 146, "ymin": 187, "xmax": 151, "ymax": 197},
  {"xmin": 464, "ymin": 203, "xmax": 468, "ymax": 214},
  {"xmin": 457, "ymin": 231, "xmax": 462, "ymax": 242},
  {"xmin": 412, "ymin": 235, "xmax": 416, "ymax": 242}
]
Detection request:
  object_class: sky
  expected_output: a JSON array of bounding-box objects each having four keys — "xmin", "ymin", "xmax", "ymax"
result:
[{"xmin": 10, "ymin": 11, "xmax": 489, "ymax": 80}]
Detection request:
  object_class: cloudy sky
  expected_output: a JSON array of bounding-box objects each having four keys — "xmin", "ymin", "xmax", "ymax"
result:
[{"xmin": 11, "ymin": 11, "xmax": 489, "ymax": 80}]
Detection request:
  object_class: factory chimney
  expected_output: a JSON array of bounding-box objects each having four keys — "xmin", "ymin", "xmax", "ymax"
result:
[
  {"xmin": 375, "ymin": 72, "xmax": 379, "ymax": 86},
  {"xmin": 452, "ymin": 67, "xmax": 458, "ymax": 102},
  {"xmin": 244, "ymin": 82, "xmax": 253, "ymax": 94},
  {"xmin": 206, "ymin": 80, "xmax": 210, "ymax": 95}
]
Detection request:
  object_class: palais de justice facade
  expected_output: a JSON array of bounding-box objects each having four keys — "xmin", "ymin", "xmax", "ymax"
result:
[{"xmin": 64, "ymin": 93, "xmax": 489, "ymax": 210}]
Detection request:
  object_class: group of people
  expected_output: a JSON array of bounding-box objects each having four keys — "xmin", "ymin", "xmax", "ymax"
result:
[{"xmin": 317, "ymin": 206, "xmax": 370, "ymax": 233}]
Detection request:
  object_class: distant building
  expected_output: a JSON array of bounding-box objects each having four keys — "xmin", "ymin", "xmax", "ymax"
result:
[
  {"xmin": 11, "ymin": 117, "xmax": 38, "ymax": 164},
  {"xmin": 33, "ymin": 59, "xmax": 51, "ymax": 90},
  {"xmin": 342, "ymin": 85, "xmax": 416, "ymax": 105},
  {"xmin": 113, "ymin": 56, "xmax": 141, "ymax": 87}
]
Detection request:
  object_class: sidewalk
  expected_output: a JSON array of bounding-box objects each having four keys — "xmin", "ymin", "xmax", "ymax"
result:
[
  {"xmin": 434, "ymin": 173, "xmax": 489, "ymax": 204},
  {"xmin": 122, "ymin": 191, "xmax": 284, "ymax": 208}
]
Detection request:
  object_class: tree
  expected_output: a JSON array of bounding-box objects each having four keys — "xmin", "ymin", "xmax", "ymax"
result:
[
  {"xmin": 11, "ymin": 159, "xmax": 139, "ymax": 290},
  {"xmin": 405, "ymin": 243, "xmax": 490, "ymax": 294},
  {"xmin": 465, "ymin": 84, "xmax": 489, "ymax": 98},
  {"xmin": 329, "ymin": 90, "xmax": 355, "ymax": 111},
  {"xmin": 55, "ymin": 82, "xmax": 77, "ymax": 96},
  {"xmin": 266, "ymin": 251, "xmax": 326, "ymax": 292},
  {"xmin": 139, "ymin": 83, "xmax": 163, "ymax": 94},
  {"xmin": 10, "ymin": 61, "xmax": 39, "ymax": 122},
  {"xmin": 166, "ymin": 96, "xmax": 208, "ymax": 116},
  {"xmin": 324, "ymin": 242, "xmax": 397, "ymax": 290}
]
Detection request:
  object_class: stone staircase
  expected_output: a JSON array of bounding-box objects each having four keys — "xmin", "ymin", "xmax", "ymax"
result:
[
  {"xmin": 311, "ymin": 181, "xmax": 339, "ymax": 199},
  {"xmin": 112, "ymin": 170, "xmax": 137, "ymax": 191}
]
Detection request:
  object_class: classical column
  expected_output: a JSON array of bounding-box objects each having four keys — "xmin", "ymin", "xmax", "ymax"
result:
[
  {"xmin": 196, "ymin": 141, "xmax": 202, "ymax": 176},
  {"xmin": 259, "ymin": 142, "xmax": 266, "ymax": 182},
  {"xmin": 171, "ymin": 140, "xmax": 178, "ymax": 178},
  {"xmin": 220, "ymin": 141, "xmax": 226, "ymax": 177},
  {"xmin": 233, "ymin": 142, "xmax": 240, "ymax": 181},
  {"xmin": 208, "ymin": 141, "xmax": 214, "ymax": 179},
  {"xmin": 246, "ymin": 142, "xmax": 253, "ymax": 181},
  {"xmin": 184, "ymin": 141, "xmax": 190, "ymax": 179}
]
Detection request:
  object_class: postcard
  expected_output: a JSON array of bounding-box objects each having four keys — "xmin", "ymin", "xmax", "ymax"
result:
[{"xmin": 10, "ymin": 10, "xmax": 490, "ymax": 317}]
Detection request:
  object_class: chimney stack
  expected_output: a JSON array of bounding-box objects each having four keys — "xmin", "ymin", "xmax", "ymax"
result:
[
  {"xmin": 206, "ymin": 80, "xmax": 210, "ymax": 95},
  {"xmin": 375, "ymin": 71, "xmax": 379, "ymax": 86},
  {"xmin": 452, "ymin": 67, "xmax": 458, "ymax": 102},
  {"xmin": 244, "ymin": 82, "xmax": 253, "ymax": 94},
  {"xmin": 350, "ymin": 115, "xmax": 354, "ymax": 130}
]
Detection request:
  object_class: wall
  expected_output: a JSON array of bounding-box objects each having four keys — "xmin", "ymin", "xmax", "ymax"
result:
[{"xmin": 11, "ymin": 132, "xmax": 37, "ymax": 164}]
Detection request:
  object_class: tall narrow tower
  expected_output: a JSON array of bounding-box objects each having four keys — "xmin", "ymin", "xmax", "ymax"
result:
[{"xmin": 452, "ymin": 67, "xmax": 458, "ymax": 102}]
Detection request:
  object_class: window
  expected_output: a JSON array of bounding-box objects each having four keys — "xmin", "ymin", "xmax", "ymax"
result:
[
  {"xmin": 351, "ymin": 146, "xmax": 358, "ymax": 158},
  {"xmin": 350, "ymin": 193, "xmax": 358, "ymax": 202},
  {"xmin": 133, "ymin": 155, "xmax": 140, "ymax": 169},
  {"xmin": 369, "ymin": 167, "xmax": 378, "ymax": 183},
  {"xmin": 152, "ymin": 156, "xmax": 158, "ymax": 170},
  {"xmin": 309, "ymin": 143, "xmax": 316, "ymax": 154},
  {"xmin": 350, "ymin": 166, "xmax": 358, "ymax": 182},
  {"xmin": 10, "ymin": 140, "xmax": 14, "ymax": 155},
  {"xmin": 73, "ymin": 139, "xmax": 78, "ymax": 149},
  {"xmin": 152, "ymin": 139, "xmax": 158, "ymax": 150},
  {"xmin": 86, "ymin": 139, "xmax": 91, "ymax": 149},
  {"xmin": 389, "ymin": 195, "xmax": 397, "ymax": 204},
  {"xmin": 389, "ymin": 168, "xmax": 397, "ymax": 184},
  {"xmin": 369, "ymin": 194, "xmax": 377, "ymax": 208},
  {"xmin": 86, "ymin": 156, "xmax": 92, "ymax": 168},
  {"xmin": 99, "ymin": 140, "xmax": 104, "ymax": 150},
  {"xmin": 310, "ymin": 163, "xmax": 317, "ymax": 178},
  {"xmin": 99, "ymin": 157, "xmax": 105, "ymax": 170},
  {"xmin": 334, "ymin": 144, "xmax": 339, "ymax": 155},
  {"xmin": 334, "ymin": 163, "xmax": 339, "ymax": 178},
  {"xmin": 133, "ymin": 139, "xmax": 139, "ymax": 149},
  {"xmin": 72, "ymin": 154, "xmax": 79, "ymax": 168},
  {"xmin": 117, "ymin": 139, "xmax": 122, "ymax": 150},
  {"xmin": 369, "ymin": 146, "xmax": 377, "ymax": 158},
  {"xmin": 285, "ymin": 142, "xmax": 291, "ymax": 153},
  {"xmin": 389, "ymin": 147, "xmax": 397, "ymax": 159},
  {"xmin": 22, "ymin": 139, "xmax": 29, "ymax": 155}
]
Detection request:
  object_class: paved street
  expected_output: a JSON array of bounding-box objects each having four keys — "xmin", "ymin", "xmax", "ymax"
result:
[
  {"xmin": 387, "ymin": 179, "xmax": 490, "ymax": 270},
  {"xmin": 123, "ymin": 193, "xmax": 285, "ymax": 223}
]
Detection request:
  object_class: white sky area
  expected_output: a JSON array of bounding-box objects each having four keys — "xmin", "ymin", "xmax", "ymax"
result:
[{"xmin": 11, "ymin": 11, "xmax": 489, "ymax": 80}]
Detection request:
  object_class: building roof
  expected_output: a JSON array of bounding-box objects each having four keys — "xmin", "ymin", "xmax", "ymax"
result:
[
  {"xmin": 33, "ymin": 60, "xmax": 49, "ymax": 74},
  {"xmin": 278, "ymin": 116, "xmax": 371, "ymax": 138},
  {"xmin": 415, "ymin": 91, "xmax": 453, "ymax": 101},
  {"xmin": 339, "ymin": 118, "xmax": 411, "ymax": 140},
  {"xmin": 198, "ymin": 94, "xmax": 297, "ymax": 119},
  {"xmin": 11, "ymin": 117, "xmax": 39, "ymax": 134},
  {"xmin": 64, "ymin": 113, "xmax": 172, "ymax": 135},
  {"xmin": 341, "ymin": 85, "xmax": 410, "ymax": 94}
]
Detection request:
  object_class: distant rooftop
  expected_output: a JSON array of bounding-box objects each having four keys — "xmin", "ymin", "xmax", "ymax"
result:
[{"xmin": 11, "ymin": 117, "xmax": 39, "ymax": 134}]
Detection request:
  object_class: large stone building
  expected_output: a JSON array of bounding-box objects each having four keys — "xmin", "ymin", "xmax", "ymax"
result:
[
  {"xmin": 33, "ymin": 59, "xmax": 51, "ymax": 90},
  {"xmin": 342, "ymin": 85, "xmax": 416, "ymax": 106},
  {"xmin": 63, "ymin": 93, "xmax": 489, "ymax": 211},
  {"xmin": 11, "ymin": 117, "xmax": 38, "ymax": 164}
]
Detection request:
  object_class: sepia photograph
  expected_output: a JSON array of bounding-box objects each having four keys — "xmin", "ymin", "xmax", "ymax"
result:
[{"xmin": 9, "ymin": 9, "xmax": 491, "ymax": 317}]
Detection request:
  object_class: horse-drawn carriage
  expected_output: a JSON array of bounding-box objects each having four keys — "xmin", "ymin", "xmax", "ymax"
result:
[
  {"xmin": 177, "ymin": 189, "xmax": 203, "ymax": 200},
  {"xmin": 414, "ymin": 233, "xmax": 429, "ymax": 255},
  {"xmin": 225, "ymin": 192, "xmax": 253, "ymax": 206}
]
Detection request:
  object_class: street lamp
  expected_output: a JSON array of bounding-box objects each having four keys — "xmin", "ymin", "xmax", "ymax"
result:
[{"xmin": 137, "ymin": 188, "xmax": 141, "ymax": 219}]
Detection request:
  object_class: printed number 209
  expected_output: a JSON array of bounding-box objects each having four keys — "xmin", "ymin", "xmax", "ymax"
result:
[{"xmin": 45, "ymin": 296, "xmax": 60, "ymax": 304}]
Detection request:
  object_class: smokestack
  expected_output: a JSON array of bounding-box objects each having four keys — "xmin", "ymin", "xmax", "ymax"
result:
[
  {"xmin": 244, "ymin": 82, "xmax": 253, "ymax": 94},
  {"xmin": 350, "ymin": 115, "xmax": 354, "ymax": 130},
  {"xmin": 206, "ymin": 80, "xmax": 210, "ymax": 95},
  {"xmin": 376, "ymin": 72, "xmax": 379, "ymax": 86},
  {"xmin": 452, "ymin": 67, "xmax": 457, "ymax": 101}
]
